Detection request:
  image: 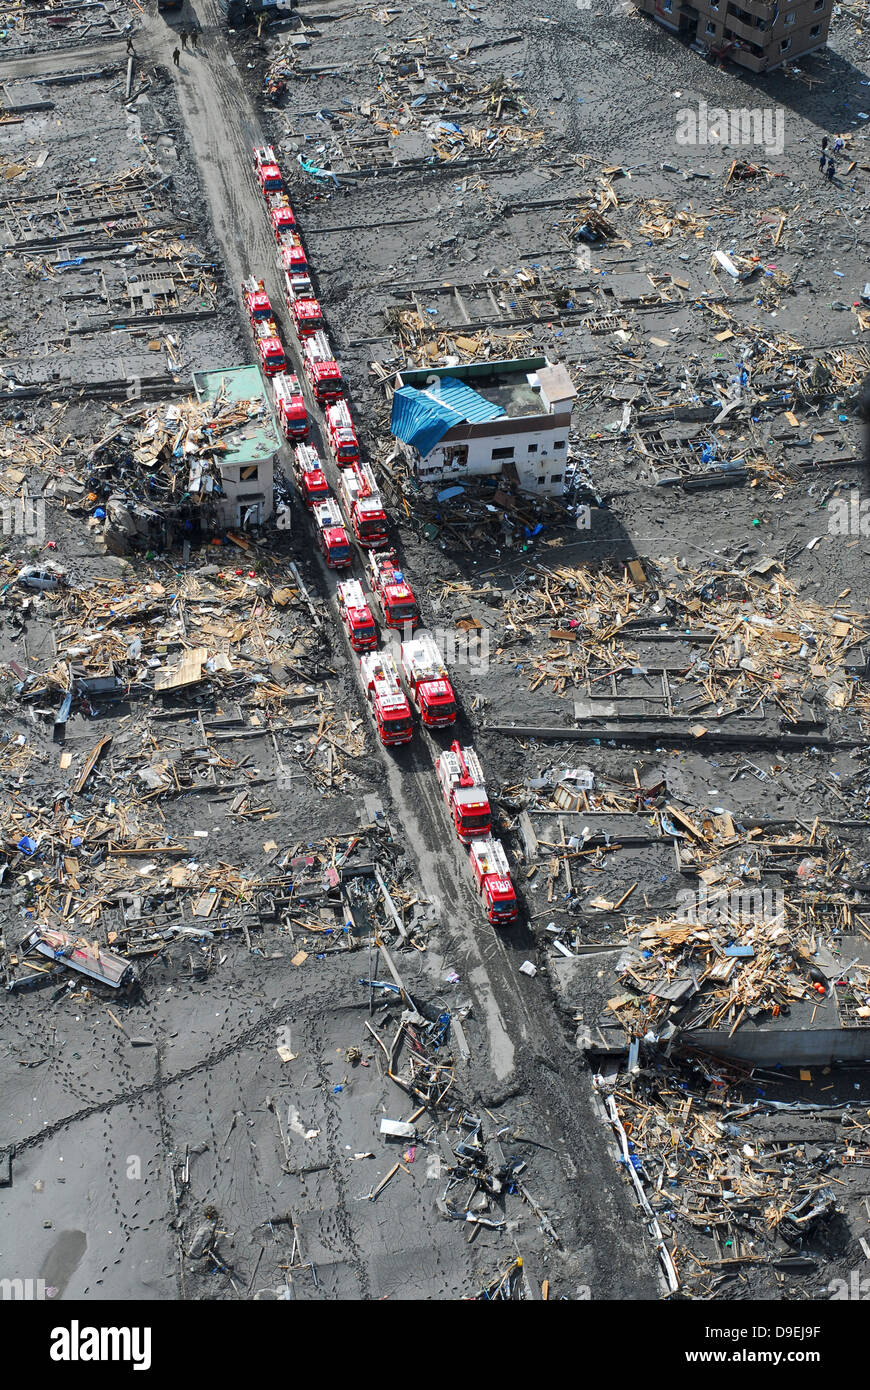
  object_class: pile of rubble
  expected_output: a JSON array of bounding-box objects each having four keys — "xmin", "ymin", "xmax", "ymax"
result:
[
  {"xmin": 1, "ymin": 804, "xmax": 424, "ymax": 993},
  {"xmin": 596, "ymin": 1058, "xmax": 857, "ymax": 1297},
  {"xmin": 47, "ymin": 394, "xmax": 273, "ymax": 552},
  {"xmin": 359, "ymin": 953, "xmax": 562, "ymax": 1262},
  {"xmin": 494, "ymin": 556, "xmax": 869, "ymax": 719}
]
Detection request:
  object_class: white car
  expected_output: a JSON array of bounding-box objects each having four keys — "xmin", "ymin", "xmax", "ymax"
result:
[{"xmin": 16, "ymin": 563, "xmax": 67, "ymax": 593}]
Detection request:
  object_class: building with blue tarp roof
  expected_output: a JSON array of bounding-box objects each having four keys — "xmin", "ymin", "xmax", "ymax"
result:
[{"xmin": 390, "ymin": 357, "xmax": 577, "ymax": 496}]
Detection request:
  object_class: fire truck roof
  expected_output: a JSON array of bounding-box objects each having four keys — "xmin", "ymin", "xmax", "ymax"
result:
[{"xmin": 454, "ymin": 786, "xmax": 488, "ymax": 808}]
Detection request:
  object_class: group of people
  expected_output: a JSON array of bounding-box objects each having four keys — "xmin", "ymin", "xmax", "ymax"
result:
[
  {"xmin": 172, "ymin": 27, "xmax": 201, "ymax": 65},
  {"xmin": 819, "ymin": 135, "xmax": 845, "ymax": 183}
]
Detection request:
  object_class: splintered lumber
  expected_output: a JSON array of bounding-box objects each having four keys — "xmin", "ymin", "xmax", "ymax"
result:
[
  {"xmin": 368, "ymin": 1160, "xmax": 409, "ymax": 1201},
  {"xmin": 374, "ymin": 866, "xmax": 408, "ymax": 940},
  {"xmin": 73, "ymin": 734, "xmax": 112, "ymax": 794},
  {"xmin": 154, "ymin": 646, "xmax": 208, "ymax": 692}
]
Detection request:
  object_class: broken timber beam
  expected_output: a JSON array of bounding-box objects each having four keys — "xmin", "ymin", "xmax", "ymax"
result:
[{"xmin": 485, "ymin": 725, "xmax": 860, "ymax": 751}]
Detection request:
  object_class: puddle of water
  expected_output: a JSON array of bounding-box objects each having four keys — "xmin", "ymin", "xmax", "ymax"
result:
[{"xmin": 39, "ymin": 1230, "xmax": 87, "ymax": 1298}]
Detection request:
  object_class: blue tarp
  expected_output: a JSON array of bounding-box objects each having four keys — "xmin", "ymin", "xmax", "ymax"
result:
[{"xmin": 390, "ymin": 377, "xmax": 505, "ymax": 457}]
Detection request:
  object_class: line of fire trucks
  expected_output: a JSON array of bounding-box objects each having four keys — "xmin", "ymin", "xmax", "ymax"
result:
[{"xmin": 239, "ymin": 145, "xmax": 518, "ymax": 927}]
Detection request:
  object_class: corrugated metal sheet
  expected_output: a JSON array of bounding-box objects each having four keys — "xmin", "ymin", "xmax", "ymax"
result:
[
  {"xmin": 427, "ymin": 376, "xmax": 505, "ymax": 425},
  {"xmin": 390, "ymin": 387, "xmax": 457, "ymax": 456},
  {"xmin": 390, "ymin": 377, "xmax": 504, "ymax": 456}
]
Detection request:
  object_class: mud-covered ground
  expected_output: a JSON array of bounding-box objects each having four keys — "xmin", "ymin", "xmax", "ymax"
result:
[{"xmin": 1, "ymin": 0, "xmax": 868, "ymax": 1304}]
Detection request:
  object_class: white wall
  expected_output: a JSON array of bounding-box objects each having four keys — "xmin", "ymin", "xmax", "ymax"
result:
[
  {"xmin": 215, "ymin": 455, "xmax": 276, "ymax": 525},
  {"xmin": 414, "ymin": 424, "xmax": 571, "ymax": 496}
]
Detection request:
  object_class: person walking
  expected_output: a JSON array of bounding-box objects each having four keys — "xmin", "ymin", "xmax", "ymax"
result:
[
  {"xmin": 819, "ymin": 151, "xmax": 827, "ymax": 173},
  {"xmin": 180, "ymin": 28, "xmax": 188, "ymax": 49},
  {"xmin": 833, "ymin": 136, "xmax": 844, "ymax": 154},
  {"xmin": 821, "ymin": 136, "xmax": 828, "ymax": 154},
  {"xmin": 172, "ymin": 45, "xmax": 181, "ymax": 66},
  {"xmin": 190, "ymin": 25, "xmax": 199, "ymax": 48},
  {"xmin": 126, "ymin": 34, "xmax": 134, "ymax": 54},
  {"xmin": 826, "ymin": 158, "xmax": 836, "ymax": 183}
]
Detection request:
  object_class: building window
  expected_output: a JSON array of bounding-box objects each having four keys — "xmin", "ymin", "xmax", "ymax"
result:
[
  {"xmin": 537, "ymin": 476, "xmax": 545, "ymax": 485},
  {"xmin": 491, "ymin": 446, "xmax": 515, "ymax": 461},
  {"xmin": 553, "ymin": 440, "xmax": 566, "ymax": 450},
  {"xmin": 705, "ymin": 21, "xmax": 715, "ymax": 34},
  {"xmin": 814, "ymin": 0, "xmax": 824, "ymax": 8},
  {"xmin": 784, "ymin": 10, "xmax": 795, "ymax": 22},
  {"xmin": 810, "ymin": 22, "xmax": 820, "ymax": 34},
  {"xmin": 663, "ymin": 0, "xmax": 672, "ymax": 11},
  {"xmin": 528, "ymin": 443, "xmax": 538, "ymax": 454},
  {"xmin": 549, "ymin": 474, "xmax": 563, "ymax": 484},
  {"xmin": 780, "ymin": 37, "xmax": 791, "ymax": 51}
]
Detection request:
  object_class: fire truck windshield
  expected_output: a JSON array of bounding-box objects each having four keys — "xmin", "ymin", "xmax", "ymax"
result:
[
  {"xmin": 356, "ymin": 625, "xmax": 376, "ymax": 643},
  {"xmin": 389, "ymin": 603, "xmax": 416, "ymax": 622},
  {"xmin": 386, "ymin": 715, "xmax": 412, "ymax": 733},
  {"xmin": 331, "ymin": 544, "xmax": 351, "ymax": 563},
  {"xmin": 461, "ymin": 812, "xmax": 490, "ymax": 830}
]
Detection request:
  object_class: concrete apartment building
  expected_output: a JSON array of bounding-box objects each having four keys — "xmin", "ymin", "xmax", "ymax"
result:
[
  {"xmin": 191, "ymin": 365, "xmax": 280, "ymax": 527},
  {"xmin": 390, "ymin": 357, "xmax": 578, "ymax": 497},
  {"xmin": 631, "ymin": 0, "xmax": 833, "ymax": 72}
]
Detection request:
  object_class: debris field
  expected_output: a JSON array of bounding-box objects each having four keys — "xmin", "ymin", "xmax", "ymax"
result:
[{"xmin": 0, "ymin": 0, "xmax": 869, "ymax": 1305}]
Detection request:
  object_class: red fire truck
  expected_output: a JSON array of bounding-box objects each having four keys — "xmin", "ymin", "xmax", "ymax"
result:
[
  {"xmin": 241, "ymin": 275, "xmax": 273, "ymax": 325},
  {"xmin": 272, "ymin": 372, "xmax": 308, "ymax": 442},
  {"xmin": 303, "ymin": 331, "xmax": 344, "ymax": 405},
  {"xmin": 270, "ymin": 202, "xmax": 297, "ymax": 245},
  {"xmin": 292, "ymin": 442, "xmax": 330, "ymax": 508},
  {"xmin": 253, "ymin": 318, "xmax": 286, "ymax": 376},
  {"xmin": 360, "ymin": 651, "xmax": 414, "ymax": 747},
  {"xmin": 367, "ymin": 549, "xmax": 419, "ymax": 630},
  {"xmin": 253, "ymin": 145, "xmax": 284, "ymax": 195},
  {"xmin": 279, "ymin": 240, "xmax": 312, "ymax": 297},
  {"xmin": 325, "ymin": 400, "xmax": 360, "ymax": 467},
  {"xmin": 468, "ymin": 837, "xmax": 518, "ymax": 925},
  {"xmin": 290, "ymin": 296, "xmax": 325, "ymax": 340},
  {"xmin": 337, "ymin": 579, "xmax": 378, "ymax": 652},
  {"xmin": 400, "ymin": 634, "xmax": 457, "ymax": 728},
  {"xmin": 436, "ymin": 742, "xmax": 492, "ymax": 842},
  {"xmin": 337, "ymin": 466, "xmax": 388, "ymax": 548},
  {"xmin": 313, "ymin": 499, "xmax": 352, "ymax": 569}
]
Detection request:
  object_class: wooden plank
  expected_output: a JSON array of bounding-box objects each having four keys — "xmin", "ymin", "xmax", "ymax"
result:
[
  {"xmin": 154, "ymin": 646, "xmax": 207, "ymax": 693},
  {"xmin": 73, "ymin": 734, "xmax": 112, "ymax": 794}
]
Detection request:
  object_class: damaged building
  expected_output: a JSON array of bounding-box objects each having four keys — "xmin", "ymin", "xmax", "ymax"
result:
[
  {"xmin": 390, "ymin": 358, "xmax": 578, "ymax": 496},
  {"xmin": 84, "ymin": 367, "xmax": 280, "ymax": 554},
  {"xmin": 631, "ymin": 0, "xmax": 834, "ymax": 71}
]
